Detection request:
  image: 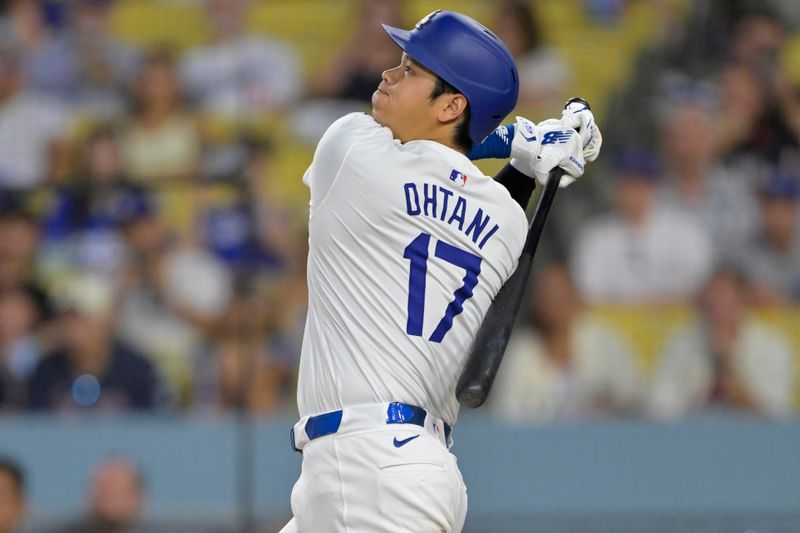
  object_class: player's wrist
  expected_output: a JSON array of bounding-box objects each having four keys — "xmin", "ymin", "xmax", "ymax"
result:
[{"xmin": 467, "ymin": 124, "xmax": 514, "ymax": 161}]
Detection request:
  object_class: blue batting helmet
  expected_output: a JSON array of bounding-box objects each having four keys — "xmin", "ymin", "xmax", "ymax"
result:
[{"xmin": 382, "ymin": 10, "xmax": 519, "ymax": 145}]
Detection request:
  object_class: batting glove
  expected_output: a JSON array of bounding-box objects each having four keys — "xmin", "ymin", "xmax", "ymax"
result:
[
  {"xmin": 508, "ymin": 116, "xmax": 542, "ymax": 165},
  {"xmin": 509, "ymin": 117, "xmax": 585, "ymax": 187},
  {"xmin": 560, "ymin": 102, "xmax": 602, "ymax": 162}
]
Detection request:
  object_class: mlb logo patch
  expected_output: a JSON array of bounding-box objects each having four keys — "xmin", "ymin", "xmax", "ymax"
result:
[{"xmin": 449, "ymin": 169, "xmax": 468, "ymax": 187}]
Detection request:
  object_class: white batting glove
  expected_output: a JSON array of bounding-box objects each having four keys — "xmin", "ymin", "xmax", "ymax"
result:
[
  {"xmin": 509, "ymin": 117, "xmax": 585, "ymax": 187},
  {"xmin": 560, "ymin": 102, "xmax": 602, "ymax": 162},
  {"xmin": 508, "ymin": 116, "xmax": 542, "ymax": 163},
  {"xmin": 531, "ymin": 125, "xmax": 585, "ymax": 187}
]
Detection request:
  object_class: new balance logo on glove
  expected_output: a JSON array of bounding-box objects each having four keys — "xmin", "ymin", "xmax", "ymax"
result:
[{"xmin": 541, "ymin": 130, "xmax": 573, "ymax": 145}]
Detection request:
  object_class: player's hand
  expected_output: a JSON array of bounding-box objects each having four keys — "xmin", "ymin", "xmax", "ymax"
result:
[
  {"xmin": 560, "ymin": 102, "xmax": 602, "ymax": 162},
  {"xmin": 510, "ymin": 117, "xmax": 585, "ymax": 187},
  {"xmin": 508, "ymin": 116, "xmax": 543, "ymax": 165},
  {"xmin": 530, "ymin": 124, "xmax": 585, "ymax": 187}
]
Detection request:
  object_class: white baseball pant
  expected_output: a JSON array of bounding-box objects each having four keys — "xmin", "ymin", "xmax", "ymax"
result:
[{"xmin": 280, "ymin": 404, "xmax": 467, "ymax": 532}]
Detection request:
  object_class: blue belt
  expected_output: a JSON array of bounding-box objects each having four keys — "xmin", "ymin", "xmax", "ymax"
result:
[{"xmin": 291, "ymin": 402, "xmax": 452, "ymax": 452}]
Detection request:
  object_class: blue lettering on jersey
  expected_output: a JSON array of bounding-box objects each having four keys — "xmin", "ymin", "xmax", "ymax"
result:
[
  {"xmin": 439, "ymin": 188, "xmax": 453, "ymax": 221},
  {"xmin": 404, "ymin": 183, "xmax": 421, "ymax": 215},
  {"xmin": 423, "ymin": 183, "xmax": 438, "ymax": 218},
  {"xmin": 403, "ymin": 182, "xmax": 501, "ymax": 249},
  {"xmin": 465, "ymin": 208, "xmax": 490, "ymax": 245},
  {"xmin": 448, "ymin": 196, "xmax": 467, "ymax": 230},
  {"xmin": 478, "ymin": 225, "xmax": 500, "ymax": 249}
]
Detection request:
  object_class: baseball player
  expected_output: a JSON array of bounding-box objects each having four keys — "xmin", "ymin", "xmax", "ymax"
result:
[{"xmin": 281, "ymin": 10, "xmax": 601, "ymax": 533}]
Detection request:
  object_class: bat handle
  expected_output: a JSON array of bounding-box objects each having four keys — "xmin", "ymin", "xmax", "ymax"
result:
[
  {"xmin": 523, "ymin": 167, "xmax": 562, "ymax": 256},
  {"xmin": 455, "ymin": 99, "xmax": 588, "ymax": 409},
  {"xmin": 564, "ymin": 96, "xmax": 591, "ymax": 110},
  {"xmin": 520, "ymin": 96, "xmax": 587, "ymax": 255}
]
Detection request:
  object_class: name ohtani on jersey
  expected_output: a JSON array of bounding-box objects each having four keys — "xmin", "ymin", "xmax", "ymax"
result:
[{"xmin": 403, "ymin": 181, "xmax": 500, "ymax": 250}]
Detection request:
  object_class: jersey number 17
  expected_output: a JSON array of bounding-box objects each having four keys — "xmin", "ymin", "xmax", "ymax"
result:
[{"xmin": 403, "ymin": 232, "xmax": 482, "ymax": 343}]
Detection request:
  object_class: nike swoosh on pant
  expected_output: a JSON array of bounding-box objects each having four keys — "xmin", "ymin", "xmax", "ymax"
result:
[{"xmin": 393, "ymin": 435, "xmax": 420, "ymax": 448}]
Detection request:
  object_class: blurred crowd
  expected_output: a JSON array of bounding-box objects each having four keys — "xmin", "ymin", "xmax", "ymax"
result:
[
  {"xmin": 0, "ymin": 454, "xmax": 188, "ymax": 533},
  {"xmin": 0, "ymin": 0, "xmax": 312, "ymax": 417},
  {"xmin": 0, "ymin": 0, "xmax": 797, "ymax": 532},
  {"xmin": 495, "ymin": 0, "xmax": 800, "ymax": 423},
  {"xmin": 0, "ymin": 0, "xmax": 797, "ymax": 429}
]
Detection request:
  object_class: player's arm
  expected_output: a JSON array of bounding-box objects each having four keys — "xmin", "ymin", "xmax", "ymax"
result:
[
  {"xmin": 467, "ymin": 123, "xmax": 516, "ymax": 161},
  {"xmin": 493, "ymin": 163, "xmax": 536, "ymax": 210},
  {"xmin": 469, "ymin": 105, "xmax": 602, "ymax": 162},
  {"xmin": 468, "ymin": 117, "xmax": 575, "ymax": 211},
  {"xmin": 469, "ymin": 106, "xmax": 602, "ymax": 190},
  {"xmin": 464, "ymin": 121, "xmax": 535, "ymax": 208}
]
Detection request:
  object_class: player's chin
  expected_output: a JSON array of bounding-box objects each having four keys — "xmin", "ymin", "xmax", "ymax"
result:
[
  {"xmin": 371, "ymin": 89, "xmax": 388, "ymax": 109},
  {"xmin": 371, "ymin": 98, "xmax": 388, "ymax": 125}
]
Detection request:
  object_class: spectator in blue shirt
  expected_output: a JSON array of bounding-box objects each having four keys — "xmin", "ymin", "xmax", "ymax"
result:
[{"xmin": 27, "ymin": 274, "xmax": 165, "ymax": 412}]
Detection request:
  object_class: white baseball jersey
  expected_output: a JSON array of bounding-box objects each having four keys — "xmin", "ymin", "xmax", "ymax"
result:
[{"xmin": 298, "ymin": 113, "xmax": 527, "ymax": 425}]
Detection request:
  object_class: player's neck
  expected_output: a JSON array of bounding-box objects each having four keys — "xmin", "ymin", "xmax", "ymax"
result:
[
  {"xmin": 420, "ymin": 131, "xmax": 467, "ymax": 155},
  {"xmin": 391, "ymin": 119, "xmax": 467, "ymax": 154}
]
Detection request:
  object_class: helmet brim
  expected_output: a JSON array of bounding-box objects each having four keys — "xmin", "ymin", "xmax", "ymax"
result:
[
  {"xmin": 381, "ymin": 23, "xmax": 410, "ymax": 49},
  {"xmin": 381, "ymin": 24, "xmax": 454, "ymax": 90}
]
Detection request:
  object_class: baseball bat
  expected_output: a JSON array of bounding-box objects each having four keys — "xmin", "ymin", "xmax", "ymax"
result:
[{"xmin": 456, "ymin": 97, "xmax": 589, "ymax": 408}]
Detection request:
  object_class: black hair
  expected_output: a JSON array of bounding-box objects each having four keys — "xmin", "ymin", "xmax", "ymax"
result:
[
  {"xmin": 0, "ymin": 457, "xmax": 25, "ymax": 496},
  {"xmin": 429, "ymin": 76, "xmax": 473, "ymax": 153}
]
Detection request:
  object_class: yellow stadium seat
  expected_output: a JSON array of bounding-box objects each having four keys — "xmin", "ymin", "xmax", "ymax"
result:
[
  {"xmin": 588, "ymin": 305, "xmax": 696, "ymax": 375},
  {"xmin": 405, "ymin": 0, "xmax": 490, "ymax": 23},
  {"xmin": 248, "ymin": 0, "xmax": 355, "ymax": 75},
  {"xmin": 152, "ymin": 181, "xmax": 197, "ymax": 241},
  {"xmin": 784, "ymin": 35, "xmax": 800, "ymax": 87},
  {"xmin": 110, "ymin": 0, "xmax": 209, "ymax": 51},
  {"xmin": 594, "ymin": 305, "xmax": 800, "ymax": 409},
  {"xmin": 753, "ymin": 307, "xmax": 800, "ymax": 408}
]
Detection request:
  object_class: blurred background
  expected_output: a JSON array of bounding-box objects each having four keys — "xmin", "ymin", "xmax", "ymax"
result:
[{"xmin": 0, "ymin": 0, "xmax": 799, "ymax": 531}]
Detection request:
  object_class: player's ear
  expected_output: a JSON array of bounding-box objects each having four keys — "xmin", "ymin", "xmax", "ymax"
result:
[{"xmin": 437, "ymin": 94, "xmax": 468, "ymax": 124}]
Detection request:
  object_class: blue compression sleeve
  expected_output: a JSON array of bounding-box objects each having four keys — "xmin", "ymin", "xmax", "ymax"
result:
[{"xmin": 467, "ymin": 124, "xmax": 515, "ymax": 160}]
